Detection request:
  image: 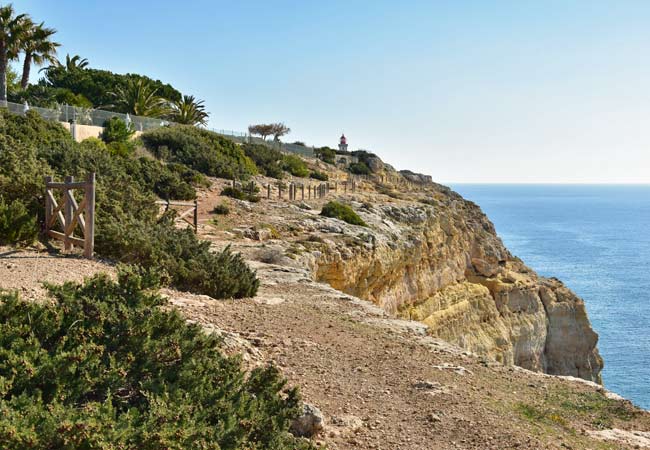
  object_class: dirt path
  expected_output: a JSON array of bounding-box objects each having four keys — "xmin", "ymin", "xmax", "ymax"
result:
[
  {"xmin": 2, "ymin": 245, "xmax": 649, "ymax": 449},
  {"xmin": 166, "ymin": 261, "xmax": 650, "ymax": 450}
]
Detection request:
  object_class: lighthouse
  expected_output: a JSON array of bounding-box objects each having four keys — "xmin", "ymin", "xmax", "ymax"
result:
[{"xmin": 338, "ymin": 133, "xmax": 348, "ymax": 152}]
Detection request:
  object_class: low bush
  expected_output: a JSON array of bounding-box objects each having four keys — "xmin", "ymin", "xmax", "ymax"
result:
[
  {"xmin": 0, "ymin": 198, "xmax": 38, "ymax": 245},
  {"xmin": 282, "ymin": 154, "xmax": 309, "ymax": 177},
  {"xmin": 221, "ymin": 186, "xmax": 261, "ymax": 203},
  {"xmin": 314, "ymin": 146, "xmax": 336, "ymax": 165},
  {"xmin": 141, "ymin": 125, "xmax": 257, "ymax": 180},
  {"xmin": 99, "ymin": 213, "xmax": 259, "ymax": 299},
  {"xmin": 348, "ymin": 161, "xmax": 371, "ymax": 175},
  {"xmin": 242, "ymin": 143, "xmax": 284, "ymax": 179},
  {"xmin": 0, "ymin": 270, "xmax": 310, "ymax": 449},
  {"xmin": 100, "ymin": 116, "xmax": 135, "ymax": 144},
  {"xmin": 213, "ymin": 202, "xmax": 230, "ymax": 215},
  {"xmin": 309, "ymin": 170, "xmax": 329, "ymax": 181},
  {"xmin": 320, "ymin": 201, "xmax": 367, "ymax": 226}
]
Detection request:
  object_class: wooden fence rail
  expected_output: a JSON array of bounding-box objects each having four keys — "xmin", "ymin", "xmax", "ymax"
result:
[
  {"xmin": 44, "ymin": 173, "xmax": 95, "ymax": 259},
  {"xmin": 155, "ymin": 199, "xmax": 199, "ymax": 233}
]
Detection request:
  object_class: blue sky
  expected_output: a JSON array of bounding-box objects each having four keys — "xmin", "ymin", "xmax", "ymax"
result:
[{"xmin": 15, "ymin": 0, "xmax": 650, "ymax": 183}]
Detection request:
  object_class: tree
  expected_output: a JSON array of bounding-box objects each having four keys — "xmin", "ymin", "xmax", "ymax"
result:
[
  {"xmin": 248, "ymin": 123, "xmax": 275, "ymax": 141},
  {"xmin": 169, "ymin": 94, "xmax": 209, "ymax": 126},
  {"xmin": 0, "ymin": 5, "xmax": 29, "ymax": 101},
  {"xmin": 109, "ymin": 78, "xmax": 171, "ymax": 117},
  {"xmin": 20, "ymin": 20, "xmax": 60, "ymax": 89},
  {"xmin": 271, "ymin": 122, "xmax": 291, "ymax": 141},
  {"xmin": 64, "ymin": 53, "xmax": 88, "ymax": 71}
]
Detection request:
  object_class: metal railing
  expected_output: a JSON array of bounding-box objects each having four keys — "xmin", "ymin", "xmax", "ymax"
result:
[{"xmin": 1, "ymin": 100, "xmax": 315, "ymax": 156}]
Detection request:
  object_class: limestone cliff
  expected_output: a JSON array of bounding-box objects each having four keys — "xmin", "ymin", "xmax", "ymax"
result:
[{"xmin": 308, "ymin": 181, "xmax": 603, "ymax": 382}]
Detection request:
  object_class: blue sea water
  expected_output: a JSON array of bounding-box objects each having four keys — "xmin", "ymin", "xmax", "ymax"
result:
[{"xmin": 451, "ymin": 184, "xmax": 650, "ymax": 409}]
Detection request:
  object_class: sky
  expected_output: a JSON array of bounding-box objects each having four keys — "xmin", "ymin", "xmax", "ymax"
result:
[{"xmin": 14, "ymin": 0, "xmax": 650, "ymax": 183}]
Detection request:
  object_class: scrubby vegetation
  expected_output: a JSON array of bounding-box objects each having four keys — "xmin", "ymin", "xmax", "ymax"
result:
[
  {"xmin": 281, "ymin": 154, "xmax": 310, "ymax": 178},
  {"xmin": 309, "ymin": 170, "xmax": 329, "ymax": 181},
  {"xmin": 314, "ymin": 146, "xmax": 336, "ymax": 165},
  {"xmin": 0, "ymin": 197, "xmax": 37, "ymax": 245},
  {"xmin": 0, "ymin": 270, "xmax": 312, "ymax": 449},
  {"xmin": 141, "ymin": 125, "xmax": 257, "ymax": 180},
  {"xmin": 243, "ymin": 143, "xmax": 285, "ymax": 179},
  {"xmin": 320, "ymin": 201, "xmax": 367, "ymax": 226},
  {"xmin": 0, "ymin": 110, "xmax": 257, "ymax": 299},
  {"xmin": 100, "ymin": 116, "xmax": 135, "ymax": 144},
  {"xmin": 348, "ymin": 161, "xmax": 371, "ymax": 175},
  {"xmin": 221, "ymin": 186, "xmax": 261, "ymax": 203},
  {"xmin": 213, "ymin": 202, "xmax": 230, "ymax": 215}
]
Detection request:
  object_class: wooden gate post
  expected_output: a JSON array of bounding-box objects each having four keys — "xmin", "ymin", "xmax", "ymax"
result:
[
  {"xmin": 64, "ymin": 176, "xmax": 74, "ymax": 251},
  {"xmin": 44, "ymin": 175, "xmax": 53, "ymax": 230},
  {"xmin": 193, "ymin": 199, "xmax": 198, "ymax": 233},
  {"xmin": 83, "ymin": 173, "xmax": 95, "ymax": 259}
]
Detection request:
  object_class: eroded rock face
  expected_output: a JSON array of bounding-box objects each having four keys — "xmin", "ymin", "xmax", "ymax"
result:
[{"xmin": 310, "ymin": 187, "xmax": 603, "ymax": 383}]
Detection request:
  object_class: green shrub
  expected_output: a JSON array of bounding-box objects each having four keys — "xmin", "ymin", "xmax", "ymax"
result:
[
  {"xmin": 213, "ymin": 203, "xmax": 230, "ymax": 215},
  {"xmin": 0, "ymin": 271, "xmax": 311, "ymax": 449},
  {"xmin": 0, "ymin": 198, "xmax": 38, "ymax": 245},
  {"xmin": 100, "ymin": 116, "xmax": 135, "ymax": 144},
  {"xmin": 9, "ymin": 85, "xmax": 93, "ymax": 108},
  {"xmin": 41, "ymin": 66, "xmax": 182, "ymax": 109},
  {"xmin": 242, "ymin": 143, "xmax": 284, "ymax": 179},
  {"xmin": 315, "ymin": 147, "xmax": 336, "ymax": 164},
  {"xmin": 98, "ymin": 214, "xmax": 259, "ymax": 299},
  {"xmin": 0, "ymin": 110, "xmax": 257, "ymax": 300},
  {"xmin": 320, "ymin": 201, "xmax": 367, "ymax": 226},
  {"xmin": 348, "ymin": 161, "xmax": 371, "ymax": 175},
  {"xmin": 309, "ymin": 170, "xmax": 329, "ymax": 181},
  {"xmin": 282, "ymin": 154, "xmax": 309, "ymax": 177},
  {"xmin": 141, "ymin": 125, "xmax": 257, "ymax": 180},
  {"xmin": 221, "ymin": 186, "xmax": 260, "ymax": 203}
]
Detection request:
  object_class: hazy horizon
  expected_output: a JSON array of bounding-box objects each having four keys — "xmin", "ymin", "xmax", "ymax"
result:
[{"xmin": 18, "ymin": 0, "xmax": 650, "ymax": 184}]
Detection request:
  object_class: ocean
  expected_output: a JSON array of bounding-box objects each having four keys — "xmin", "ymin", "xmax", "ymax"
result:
[{"xmin": 451, "ymin": 184, "xmax": 650, "ymax": 409}]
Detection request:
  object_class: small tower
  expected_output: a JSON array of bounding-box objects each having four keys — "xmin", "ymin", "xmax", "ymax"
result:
[{"xmin": 338, "ymin": 133, "xmax": 348, "ymax": 152}]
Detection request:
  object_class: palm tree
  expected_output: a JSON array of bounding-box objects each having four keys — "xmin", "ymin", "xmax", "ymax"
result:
[
  {"xmin": 169, "ymin": 95, "xmax": 209, "ymax": 126},
  {"xmin": 39, "ymin": 54, "xmax": 89, "ymax": 81},
  {"xmin": 64, "ymin": 53, "xmax": 88, "ymax": 71},
  {"xmin": 20, "ymin": 21, "xmax": 60, "ymax": 89},
  {"xmin": 109, "ymin": 79, "xmax": 170, "ymax": 117},
  {"xmin": 0, "ymin": 5, "xmax": 29, "ymax": 101}
]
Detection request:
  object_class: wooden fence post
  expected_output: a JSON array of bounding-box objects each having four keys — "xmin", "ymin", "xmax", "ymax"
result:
[
  {"xmin": 193, "ymin": 199, "xmax": 198, "ymax": 233},
  {"xmin": 83, "ymin": 173, "xmax": 95, "ymax": 259},
  {"xmin": 267, "ymin": 184, "xmax": 271, "ymax": 199},
  {"xmin": 44, "ymin": 176, "xmax": 52, "ymax": 231},
  {"xmin": 64, "ymin": 176, "xmax": 73, "ymax": 251}
]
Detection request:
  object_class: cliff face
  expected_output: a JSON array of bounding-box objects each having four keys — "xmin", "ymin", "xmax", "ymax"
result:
[{"xmin": 310, "ymin": 183, "xmax": 603, "ymax": 382}]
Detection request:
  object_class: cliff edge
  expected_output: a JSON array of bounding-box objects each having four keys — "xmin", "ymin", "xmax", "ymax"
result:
[{"xmin": 204, "ymin": 160, "xmax": 603, "ymax": 383}]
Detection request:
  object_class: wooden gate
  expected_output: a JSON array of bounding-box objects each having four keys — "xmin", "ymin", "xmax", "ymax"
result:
[
  {"xmin": 44, "ymin": 173, "xmax": 96, "ymax": 258},
  {"xmin": 155, "ymin": 200, "xmax": 199, "ymax": 233}
]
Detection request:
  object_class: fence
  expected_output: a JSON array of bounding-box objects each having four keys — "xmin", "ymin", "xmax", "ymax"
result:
[
  {"xmin": 209, "ymin": 129, "xmax": 315, "ymax": 157},
  {"xmin": 2, "ymin": 100, "xmax": 315, "ymax": 157},
  {"xmin": 44, "ymin": 173, "xmax": 96, "ymax": 259},
  {"xmin": 2, "ymin": 100, "xmax": 166, "ymax": 131},
  {"xmin": 156, "ymin": 200, "xmax": 198, "ymax": 233}
]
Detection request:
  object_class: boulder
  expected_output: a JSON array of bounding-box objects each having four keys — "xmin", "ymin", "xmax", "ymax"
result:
[{"xmin": 291, "ymin": 403, "xmax": 324, "ymax": 437}]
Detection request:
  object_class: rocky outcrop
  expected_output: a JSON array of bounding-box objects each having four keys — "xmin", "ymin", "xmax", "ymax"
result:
[{"xmin": 308, "ymin": 185, "xmax": 603, "ymax": 383}]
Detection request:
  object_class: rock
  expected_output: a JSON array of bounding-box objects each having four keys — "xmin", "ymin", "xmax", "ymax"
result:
[
  {"xmin": 298, "ymin": 202, "xmax": 312, "ymax": 210},
  {"xmin": 332, "ymin": 414, "xmax": 363, "ymax": 431},
  {"xmin": 399, "ymin": 170, "xmax": 433, "ymax": 184},
  {"xmin": 291, "ymin": 403, "xmax": 325, "ymax": 437},
  {"xmin": 366, "ymin": 156, "xmax": 384, "ymax": 173}
]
